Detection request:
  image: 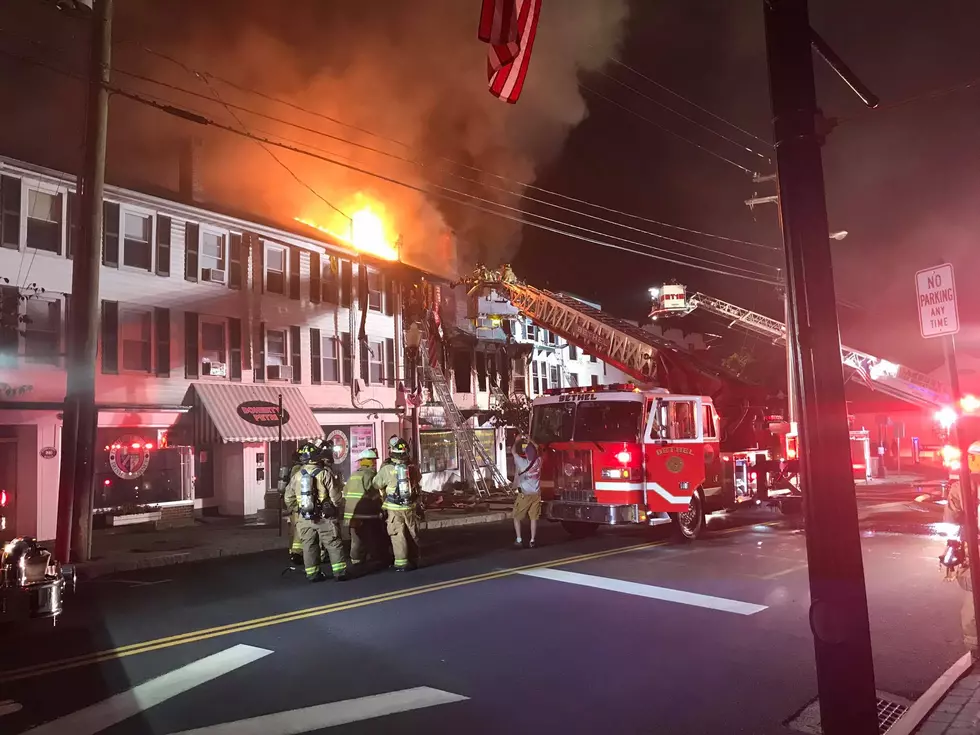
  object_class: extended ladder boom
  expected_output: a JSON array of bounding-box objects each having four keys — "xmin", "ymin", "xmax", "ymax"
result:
[{"xmin": 685, "ymin": 292, "xmax": 950, "ymax": 409}]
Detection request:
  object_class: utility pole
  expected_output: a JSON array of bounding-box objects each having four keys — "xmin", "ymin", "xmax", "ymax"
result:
[
  {"xmin": 763, "ymin": 1, "xmax": 879, "ymax": 733},
  {"xmin": 55, "ymin": 0, "xmax": 112, "ymax": 563}
]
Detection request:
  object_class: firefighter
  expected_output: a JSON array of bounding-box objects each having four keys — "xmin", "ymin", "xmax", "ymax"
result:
[
  {"xmin": 944, "ymin": 474, "xmax": 979, "ymax": 661},
  {"xmin": 374, "ymin": 436, "xmax": 422, "ymax": 571},
  {"xmin": 284, "ymin": 441, "xmax": 349, "ymax": 582},
  {"xmin": 343, "ymin": 448, "xmax": 382, "ymax": 568},
  {"xmin": 286, "ymin": 450, "xmax": 304, "ymax": 566}
]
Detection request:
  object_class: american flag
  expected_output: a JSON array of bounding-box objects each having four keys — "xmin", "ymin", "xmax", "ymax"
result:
[{"xmin": 478, "ymin": 0, "xmax": 542, "ymax": 104}]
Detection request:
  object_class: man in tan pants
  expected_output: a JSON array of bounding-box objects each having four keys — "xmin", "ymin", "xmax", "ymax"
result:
[{"xmin": 512, "ymin": 436, "xmax": 542, "ymax": 549}]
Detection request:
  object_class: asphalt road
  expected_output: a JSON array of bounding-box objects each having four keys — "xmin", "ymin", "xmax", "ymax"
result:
[{"xmin": 0, "ymin": 496, "xmax": 966, "ymax": 735}]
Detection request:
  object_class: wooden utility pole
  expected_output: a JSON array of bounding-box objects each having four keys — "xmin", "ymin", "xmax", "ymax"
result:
[
  {"xmin": 763, "ymin": 1, "xmax": 879, "ymax": 732},
  {"xmin": 55, "ymin": 0, "xmax": 112, "ymax": 563}
]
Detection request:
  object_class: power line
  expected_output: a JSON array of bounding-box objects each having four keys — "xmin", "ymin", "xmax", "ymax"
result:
[
  {"xmin": 595, "ymin": 69, "xmax": 771, "ymax": 163},
  {"xmin": 579, "ymin": 83, "xmax": 758, "ymax": 175},
  {"xmin": 609, "ymin": 58, "xmax": 771, "ymax": 146},
  {"xmin": 838, "ymin": 71, "xmax": 980, "ymax": 125}
]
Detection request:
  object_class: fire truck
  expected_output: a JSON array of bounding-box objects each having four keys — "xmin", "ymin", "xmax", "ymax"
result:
[{"xmin": 530, "ymin": 383, "xmax": 774, "ymax": 539}]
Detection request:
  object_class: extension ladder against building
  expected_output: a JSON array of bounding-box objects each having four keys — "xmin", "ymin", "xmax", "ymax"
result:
[{"xmin": 418, "ymin": 322, "xmax": 511, "ymax": 498}]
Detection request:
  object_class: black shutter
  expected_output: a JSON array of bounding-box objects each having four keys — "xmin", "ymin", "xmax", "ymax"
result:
[
  {"xmin": 340, "ymin": 260, "xmax": 352, "ymax": 307},
  {"xmin": 102, "ymin": 202, "xmax": 119, "ymax": 267},
  {"xmin": 385, "ymin": 337, "xmax": 395, "ymax": 386},
  {"xmin": 229, "ymin": 233, "xmax": 243, "ymax": 289},
  {"xmin": 67, "ymin": 191, "xmax": 80, "ymax": 260},
  {"xmin": 310, "ymin": 328, "xmax": 322, "ymax": 384},
  {"xmin": 154, "ymin": 307, "xmax": 170, "ymax": 376},
  {"xmin": 341, "ymin": 331, "xmax": 352, "ymax": 385},
  {"xmin": 384, "ymin": 275, "xmax": 395, "ymax": 316},
  {"xmin": 289, "ymin": 249, "xmax": 300, "ymax": 300},
  {"xmin": 184, "ymin": 222, "xmax": 199, "ymax": 282},
  {"xmin": 0, "ymin": 286, "xmax": 18, "ymax": 353},
  {"xmin": 255, "ymin": 235, "xmax": 265, "ymax": 294},
  {"xmin": 255, "ymin": 321, "xmax": 266, "ymax": 381},
  {"xmin": 229, "ymin": 317, "xmax": 242, "ymax": 380},
  {"xmin": 184, "ymin": 311, "xmax": 199, "ymax": 378},
  {"xmin": 0, "ymin": 175, "xmax": 21, "ymax": 250},
  {"xmin": 101, "ymin": 300, "xmax": 118, "ymax": 374},
  {"xmin": 359, "ymin": 339, "xmax": 369, "ymax": 383},
  {"xmin": 309, "ymin": 252, "xmax": 321, "ymax": 304},
  {"xmin": 290, "ymin": 325, "xmax": 301, "ymax": 383},
  {"xmin": 155, "ymin": 216, "xmax": 171, "ymax": 276}
]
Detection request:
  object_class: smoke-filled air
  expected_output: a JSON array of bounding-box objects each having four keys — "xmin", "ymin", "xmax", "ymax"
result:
[{"xmin": 85, "ymin": 0, "xmax": 629, "ymax": 277}]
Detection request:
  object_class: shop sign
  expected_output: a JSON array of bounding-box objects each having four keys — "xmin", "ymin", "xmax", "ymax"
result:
[
  {"xmin": 0, "ymin": 383, "xmax": 33, "ymax": 399},
  {"xmin": 351, "ymin": 425, "xmax": 374, "ymax": 458},
  {"xmin": 327, "ymin": 429, "xmax": 349, "ymax": 463},
  {"xmin": 39, "ymin": 446, "xmax": 57, "ymax": 460},
  {"xmin": 236, "ymin": 400, "xmax": 290, "ymax": 427},
  {"xmin": 109, "ymin": 435, "xmax": 153, "ymax": 479}
]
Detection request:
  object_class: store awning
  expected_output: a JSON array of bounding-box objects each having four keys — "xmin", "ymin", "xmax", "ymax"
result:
[{"xmin": 174, "ymin": 383, "xmax": 324, "ymax": 445}]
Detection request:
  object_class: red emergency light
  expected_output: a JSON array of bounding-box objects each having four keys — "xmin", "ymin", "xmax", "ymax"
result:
[
  {"xmin": 0, "ymin": 489, "xmax": 7, "ymax": 507},
  {"xmin": 615, "ymin": 450, "xmax": 631, "ymax": 464}
]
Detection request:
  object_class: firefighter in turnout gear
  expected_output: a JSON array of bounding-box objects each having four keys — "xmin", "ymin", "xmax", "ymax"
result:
[
  {"xmin": 343, "ymin": 448, "xmax": 382, "ymax": 567},
  {"xmin": 284, "ymin": 441, "xmax": 349, "ymax": 582},
  {"xmin": 286, "ymin": 450, "xmax": 304, "ymax": 566},
  {"xmin": 373, "ymin": 436, "xmax": 422, "ymax": 571},
  {"xmin": 943, "ymin": 463, "xmax": 980, "ymax": 662}
]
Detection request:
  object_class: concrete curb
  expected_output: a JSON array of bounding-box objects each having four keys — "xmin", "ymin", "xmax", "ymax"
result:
[
  {"xmin": 77, "ymin": 512, "xmax": 509, "ymax": 579},
  {"xmin": 889, "ymin": 652, "xmax": 972, "ymax": 735}
]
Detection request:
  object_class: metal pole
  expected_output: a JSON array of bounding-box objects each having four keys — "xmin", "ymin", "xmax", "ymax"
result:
[
  {"xmin": 763, "ymin": 2, "xmax": 878, "ymax": 733},
  {"xmin": 945, "ymin": 337, "xmax": 980, "ymax": 646},
  {"xmin": 57, "ymin": 0, "xmax": 112, "ymax": 563},
  {"xmin": 277, "ymin": 392, "xmax": 283, "ymax": 537},
  {"xmin": 783, "ymin": 285, "xmax": 798, "ymax": 425}
]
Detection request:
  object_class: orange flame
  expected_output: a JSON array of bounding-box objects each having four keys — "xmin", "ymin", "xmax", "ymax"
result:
[{"xmin": 295, "ymin": 196, "xmax": 399, "ymax": 262}]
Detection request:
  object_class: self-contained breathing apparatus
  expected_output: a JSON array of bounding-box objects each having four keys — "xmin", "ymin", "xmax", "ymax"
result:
[
  {"xmin": 385, "ymin": 437, "xmax": 414, "ymax": 507},
  {"xmin": 296, "ymin": 439, "xmax": 338, "ymax": 522}
]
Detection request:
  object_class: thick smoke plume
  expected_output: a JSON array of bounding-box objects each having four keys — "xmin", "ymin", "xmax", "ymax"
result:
[{"xmin": 97, "ymin": 0, "xmax": 629, "ymax": 276}]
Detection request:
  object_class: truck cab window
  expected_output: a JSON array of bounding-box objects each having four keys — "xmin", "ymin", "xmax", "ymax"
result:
[
  {"xmin": 531, "ymin": 404, "xmax": 575, "ymax": 443},
  {"xmin": 669, "ymin": 401, "xmax": 698, "ymax": 440},
  {"xmin": 702, "ymin": 404, "xmax": 717, "ymax": 438}
]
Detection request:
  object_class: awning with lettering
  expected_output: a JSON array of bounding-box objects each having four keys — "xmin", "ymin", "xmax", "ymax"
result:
[{"xmin": 172, "ymin": 383, "xmax": 324, "ymax": 445}]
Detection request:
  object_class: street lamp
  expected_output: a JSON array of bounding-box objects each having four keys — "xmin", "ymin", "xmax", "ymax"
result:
[{"xmin": 829, "ymin": 230, "xmax": 848, "ymax": 241}]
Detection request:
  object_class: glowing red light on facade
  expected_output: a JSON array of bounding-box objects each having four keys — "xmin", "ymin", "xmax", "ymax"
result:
[
  {"xmin": 103, "ymin": 479, "xmax": 111, "ymax": 486},
  {"xmin": 0, "ymin": 490, "xmax": 7, "ymax": 507},
  {"xmin": 615, "ymin": 450, "xmax": 631, "ymax": 464},
  {"xmin": 144, "ymin": 443, "xmax": 154, "ymax": 450}
]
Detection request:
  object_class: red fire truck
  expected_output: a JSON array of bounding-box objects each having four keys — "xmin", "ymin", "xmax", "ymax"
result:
[{"xmin": 531, "ymin": 383, "xmax": 772, "ymax": 540}]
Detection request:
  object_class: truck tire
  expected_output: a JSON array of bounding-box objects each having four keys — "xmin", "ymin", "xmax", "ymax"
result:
[
  {"xmin": 672, "ymin": 489, "xmax": 705, "ymax": 541},
  {"xmin": 561, "ymin": 521, "xmax": 599, "ymax": 538}
]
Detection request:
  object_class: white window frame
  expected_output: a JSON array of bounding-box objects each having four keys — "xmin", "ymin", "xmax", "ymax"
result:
[
  {"xmin": 118, "ymin": 305, "xmax": 153, "ymax": 374},
  {"xmin": 120, "ymin": 206, "xmax": 155, "ymax": 273},
  {"xmin": 366, "ymin": 268, "xmax": 383, "ymax": 312},
  {"xmin": 266, "ymin": 328, "xmax": 288, "ymax": 368},
  {"xmin": 368, "ymin": 339, "xmax": 384, "ymax": 384},
  {"xmin": 321, "ymin": 333, "xmax": 340, "ymax": 383},
  {"xmin": 22, "ymin": 179, "xmax": 67, "ymax": 258},
  {"xmin": 199, "ymin": 226, "xmax": 228, "ymax": 281},
  {"xmin": 20, "ymin": 293, "xmax": 64, "ymax": 366},
  {"xmin": 264, "ymin": 243, "xmax": 287, "ymax": 295},
  {"xmin": 199, "ymin": 317, "xmax": 228, "ymax": 379}
]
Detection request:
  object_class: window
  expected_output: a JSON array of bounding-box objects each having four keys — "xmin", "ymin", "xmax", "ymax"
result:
[
  {"xmin": 119, "ymin": 308, "xmax": 151, "ymax": 372},
  {"xmin": 267, "ymin": 329, "xmax": 287, "ymax": 366},
  {"xmin": 265, "ymin": 245, "xmax": 285, "ymax": 294},
  {"xmin": 321, "ymin": 334, "xmax": 340, "ymax": 382},
  {"xmin": 651, "ymin": 400, "xmax": 698, "ymax": 440},
  {"xmin": 568, "ymin": 344, "xmax": 578, "ymax": 360},
  {"xmin": 419, "ymin": 431, "xmax": 458, "ymax": 474},
  {"xmin": 590, "ymin": 354, "xmax": 597, "ymax": 364},
  {"xmin": 549, "ymin": 365, "xmax": 560, "ymax": 388},
  {"xmin": 368, "ymin": 340, "xmax": 384, "ymax": 383},
  {"xmin": 201, "ymin": 320, "xmax": 227, "ymax": 369},
  {"xmin": 591, "ymin": 374, "xmax": 599, "ymax": 387},
  {"xmin": 1, "ymin": 175, "xmax": 21, "ymax": 249},
  {"xmin": 702, "ymin": 404, "xmax": 717, "ymax": 438},
  {"xmin": 526, "ymin": 324, "xmax": 536, "ymax": 342},
  {"xmin": 576, "ymin": 401, "xmax": 642, "ymax": 443},
  {"xmin": 322, "ymin": 257, "xmax": 340, "ymax": 303},
  {"xmin": 201, "ymin": 230, "xmax": 225, "ymax": 274},
  {"xmin": 568, "ymin": 373, "xmax": 579, "ymax": 388},
  {"xmin": 122, "ymin": 211, "xmax": 152, "ymax": 270},
  {"xmin": 27, "ymin": 190, "xmax": 62, "ymax": 254},
  {"xmin": 23, "ymin": 297, "xmax": 61, "ymax": 364},
  {"xmin": 367, "ymin": 269, "xmax": 383, "ymax": 311},
  {"xmin": 531, "ymin": 404, "xmax": 575, "ymax": 444},
  {"xmin": 531, "ymin": 361, "xmax": 539, "ymax": 395}
]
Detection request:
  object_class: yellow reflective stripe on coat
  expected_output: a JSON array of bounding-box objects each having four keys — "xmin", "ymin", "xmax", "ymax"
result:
[{"xmin": 383, "ymin": 502, "xmax": 412, "ymax": 511}]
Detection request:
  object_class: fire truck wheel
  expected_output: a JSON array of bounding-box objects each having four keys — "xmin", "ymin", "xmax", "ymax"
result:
[
  {"xmin": 560, "ymin": 521, "xmax": 600, "ymax": 539},
  {"xmin": 673, "ymin": 489, "xmax": 705, "ymax": 541}
]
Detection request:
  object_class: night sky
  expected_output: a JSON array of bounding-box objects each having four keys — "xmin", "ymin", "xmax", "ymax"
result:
[{"xmin": 1, "ymin": 0, "xmax": 978, "ymax": 379}]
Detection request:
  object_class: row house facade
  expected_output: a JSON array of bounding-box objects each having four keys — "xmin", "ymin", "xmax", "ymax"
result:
[{"xmin": 0, "ymin": 155, "xmax": 506, "ymax": 542}]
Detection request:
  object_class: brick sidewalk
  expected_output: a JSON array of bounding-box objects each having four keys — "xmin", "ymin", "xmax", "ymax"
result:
[
  {"xmin": 914, "ymin": 668, "xmax": 980, "ymax": 734},
  {"xmin": 76, "ymin": 507, "xmax": 511, "ymax": 579}
]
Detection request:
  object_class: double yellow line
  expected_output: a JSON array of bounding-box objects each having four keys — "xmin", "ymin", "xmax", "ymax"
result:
[{"xmin": 1, "ymin": 538, "xmax": 672, "ymax": 684}]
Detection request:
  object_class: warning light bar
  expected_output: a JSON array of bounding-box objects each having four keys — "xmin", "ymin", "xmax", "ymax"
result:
[{"xmin": 542, "ymin": 383, "xmax": 641, "ymax": 396}]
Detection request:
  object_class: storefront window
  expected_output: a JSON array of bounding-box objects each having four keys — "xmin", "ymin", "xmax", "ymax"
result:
[
  {"xmin": 419, "ymin": 431, "xmax": 458, "ymax": 474},
  {"xmin": 473, "ymin": 429, "xmax": 496, "ymax": 463},
  {"xmin": 94, "ymin": 428, "xmax": 192, "ymax": 510}
]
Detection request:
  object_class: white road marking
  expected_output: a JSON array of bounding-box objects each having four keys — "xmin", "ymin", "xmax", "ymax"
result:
[
  {"xmin": 27, "ymin": 644, "xmax": 272, "ymax": 735},
  {"xmin": 519, "ymin": 568, "xmax": 767, "ymax": 615},
  {"xmin": 168, "ymin": 686, "xmax": 469, "ymax": 735},
  {"xmin": 104, "ymin": 579, "xmax": 173, "ymax": 587},
  {"xmin": 0, "ymin": 699, "xmax": 22, "ymax": 717}
]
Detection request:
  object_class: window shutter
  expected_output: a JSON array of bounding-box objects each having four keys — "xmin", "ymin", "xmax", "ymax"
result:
[
  {"xmin": 155, "ymin": 215, "xmax": 172, "ymax": 276},
  {"xmin": 184, "ymin": 223, "xmax": 199, "ymax": 282},
  {"xmin": 341, "ymin": 331, "xmax": 352, "ymax": 385},
  {"xmin": 0, "ymin": 175, "xmax": 21, "ymax": 250},
  {"xmin": 384, "ymin": 275, "xmax": 395, "ymax": 316},
  {"xmin": 102, "ymin": 202, "xmax": 119, "ymax": 267},
  {"xmin": 101, "ymin": 300, "xmax": 118, "ymax": 374},
  {"xmin": 310, "ymin": 328, "xmax": 322, "ymax": 384},
  {"xmin": 67, "ymin": 191, "xmax": 80, "ymax": 260},
  {"xmin": 0, "ymin": 286, "xmax": 17, "ymax": 354},
  {"xmin": 290, "ymin": 325, "xmax": 301, "ymax": 383},
  {"xmin": 229, "ymin": 233, "xmax": 243, "ymax": 289},
  {"xmin": 255, "ymin": 236, "xmax": 265, "ymax": 294},
  {"xmin": 289, "ymin": 249, "xmax": 300, "ymax": 300},
  {"xmin": 255, "ymin": 321, "xmax": 266, "ymax": 381},
  {"xmin": 184, "ymin": 311, "xmax": 199, "ymax": 378},
  {"xmin": 359, "ymin": 339, "xmax": 369, "ymax": 383},
  {"xmin": 340, "ymin": 260, "xmax": 352, "ymax": 307},
  {"xmin": 385, "ymin": 337, "xmax": 395, "ymax": 386},
  {"xmin": 229, "ymin": 317, "xmax": 242, "ymax": 380},
  {"xmin": 153, "ymin": 307, "xmax": 170, "ymax": 376},
  {"xmin": 309, "ymin": 252, "xmax": 321, "ymax": 304}
]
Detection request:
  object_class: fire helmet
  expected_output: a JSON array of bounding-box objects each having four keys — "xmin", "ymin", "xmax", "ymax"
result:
[
  {"xmin": 358, "ymin": 448, "xmax": 379, "ymax": 463},
  {"xmin": 388, "ymin": 436, "xmax": 409, "ymax": 461}
]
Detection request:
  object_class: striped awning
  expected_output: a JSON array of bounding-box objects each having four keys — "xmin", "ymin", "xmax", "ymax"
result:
[{"xmin": 176, "ymin": 383, "xmax": 324, "ymax": 445}]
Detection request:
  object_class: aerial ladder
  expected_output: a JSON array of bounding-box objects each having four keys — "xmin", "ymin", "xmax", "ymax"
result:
[
  {"xmin": 682, "ymin": 292, "xmax": 951, "ymax": 410},
  {"xmin": 417, "ymin": 317, "xmax": 510, "ymax": 498}
]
